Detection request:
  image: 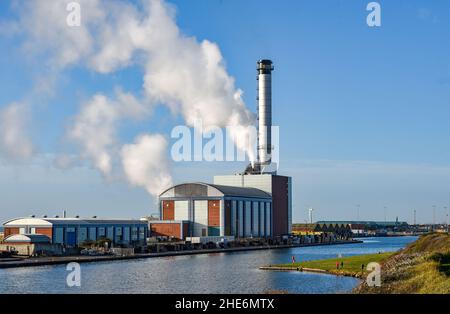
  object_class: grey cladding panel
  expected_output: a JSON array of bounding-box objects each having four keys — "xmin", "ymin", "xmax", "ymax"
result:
[{"xmin": 175, "ymin": 184, "xmax": 208, "ymax": 197}]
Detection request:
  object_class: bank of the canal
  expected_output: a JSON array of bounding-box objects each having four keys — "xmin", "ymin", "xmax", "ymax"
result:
[
  {"xmin": 260, "ymin": 252, "xmax": 393, "ymax": 278},
  {"xmin": 0, "ymin": 240, "xmax": 361, "ymax": 269},
  {"xmin": 0, "ymin": 236, "xmax": 417, "ymax": 294},
  {"xmin": 260, "ymin": 233, "xmax": 450, "ymax": 294}
]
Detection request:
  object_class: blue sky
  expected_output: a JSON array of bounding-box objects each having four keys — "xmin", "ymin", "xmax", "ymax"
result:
[{"xmin": 0, "ymin": 0, "xmax": 449, "ymax": 224}]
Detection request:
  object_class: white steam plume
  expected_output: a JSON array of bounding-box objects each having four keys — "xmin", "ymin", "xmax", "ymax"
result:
[
  {"xmin": 0, "ymin": 103, "xmax": 33, "ymax": 161},
  {"xmin": 121, "ymin": 134, "xmax": 173, "ymax": 196},
  {"xmin": 67, "ymin": 91, "xmax": 149, "ymax": 176},
  {"xmin": 6, "ymin": 0, "xmax": 257, "ymax": 195}
]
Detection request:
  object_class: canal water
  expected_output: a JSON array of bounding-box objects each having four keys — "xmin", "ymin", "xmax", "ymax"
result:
[{"xmin": 0, "ymin": 236, "xmax": 417, "ymax": 294}]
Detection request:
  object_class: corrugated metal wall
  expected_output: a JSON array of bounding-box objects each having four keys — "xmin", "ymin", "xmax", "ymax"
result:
[
  {"xmin": 238, "ymin": 201, "xmax": 244, "ymax": 237},
  {"xmin": 252, "ymin": 201, "xmax": 259, "ymax": 237},
  {"xmin": 231, "ymin": 200, "xmax": 237, "ymax": 236},
  {"xmin": 123, "ymin": 227, "xmax": 130, "ymax": 243},
  {"xmin": 266, "ymin": 203, "xmax": 271, "ymax": 237},
  {"xmin": 244, "ymin": 201, "xmax": 252, "ymax": 237},
  {"xmin": 260, "ymin": 201, "xmax": 266, "ymax": 237}
]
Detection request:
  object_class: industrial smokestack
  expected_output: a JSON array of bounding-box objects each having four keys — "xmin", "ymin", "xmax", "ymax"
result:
[
  {"xmin": 244, "ymin": 59, "xmax": 275, "ymax": 175},
  {"xmin": 257, "ymin": 59, "xmax": 274, "ymax": 166}
]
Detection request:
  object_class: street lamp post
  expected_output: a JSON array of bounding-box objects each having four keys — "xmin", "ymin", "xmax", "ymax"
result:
[
  {"xmin": 445, "ymin": 206, "xmax": 448, "ymax": 233},
  {"xmin": 308, "ymin": 208, "xmax": 314, "ymax": 224},
  {"xmin": 432, "ymin": 205, "xmax": 436, "ymax": 231}
]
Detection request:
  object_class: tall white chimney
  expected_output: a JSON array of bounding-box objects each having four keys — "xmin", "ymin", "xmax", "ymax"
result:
[{"xmin": 257, "ymin": 59, "xmax": 274, "ymax": 165}]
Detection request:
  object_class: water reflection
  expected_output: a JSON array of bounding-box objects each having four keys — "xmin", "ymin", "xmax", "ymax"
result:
[{"xmin": 0, "ymin": 236, "xmax": 417, "ymax": 294}]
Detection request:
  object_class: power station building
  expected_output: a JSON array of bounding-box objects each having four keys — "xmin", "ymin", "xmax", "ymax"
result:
[
  {"xmin": 153, "ymin": 183, "xmax": 272, "ymax": 239},
  {"xmin": 150, "ymin": 59, "xmax": 293, "ymax": 241}
]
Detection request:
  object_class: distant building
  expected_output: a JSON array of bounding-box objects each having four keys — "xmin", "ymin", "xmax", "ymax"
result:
[
  {"xmin": 0, "ymin": 234, "xmax": 62, "ymax": 256},
  {"xmin": 292, "ymin": 223, "xmax": 352, "ymax": 239},
  {"xmin": 3, "ymin": 217, "xmax": 148, "ymax": 248},
  {"xmin": 350, "ymin": 223, "xmax": 366, "ymax": 235},
  {"xmin": 317, "ymin": 221, "xmax": 409, "ymax": 229}
]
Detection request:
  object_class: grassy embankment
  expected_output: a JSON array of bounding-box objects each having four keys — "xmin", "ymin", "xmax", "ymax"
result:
[
  {"xmin": 271, "ymin": 233, "xmax": 450, "ymax": 293},
  {"xmin": 274, "ymin": 252, "xmax": 393, "ymax": 278},
  {"xmin": 354, "ymin": 232, "xmax": 450, "ymax": 294}
]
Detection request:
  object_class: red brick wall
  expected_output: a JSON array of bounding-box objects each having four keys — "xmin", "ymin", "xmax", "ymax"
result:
[
  {"xmin": 150, "ymin": 223, "xmax": 181, "ymax": 239},
  {"xmin": 4, "ymin": 228, "xmax": 19, "ymax": 238},
  {"xmin": 162, "ymin": 200, "xmax": 174, "ymax": 220},
  {"xmin": 208, "ymin": 200, "xmax": 220, "ymax": 227},
  {"xmin": 35, "ymin": 228, "xmax": 52, "ymax": 240}
]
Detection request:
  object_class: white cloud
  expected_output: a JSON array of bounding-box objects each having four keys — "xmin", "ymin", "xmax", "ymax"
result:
[{"xmin": 0, "ymin": 103, "xmax": 34, "ymax": 161}]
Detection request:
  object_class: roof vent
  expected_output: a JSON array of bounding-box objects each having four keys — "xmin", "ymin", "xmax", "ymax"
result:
[
  {"xmin": 43, "ymin": 215, "xmax": 47, "ymax": 218},
  {"xmin": 92, "ymin": 216, "xmax": 97, "ymax": 219},
  {"xmin": 75, "ymin": 215, "xmax": 80, "ymax": 218},
  {"xmin": 54, "ymin": 215, "xmax": 59, "ymax": 218},
  {"xmin": 30, "ymin": 215, "xmax": 35, "ymax": 218}
]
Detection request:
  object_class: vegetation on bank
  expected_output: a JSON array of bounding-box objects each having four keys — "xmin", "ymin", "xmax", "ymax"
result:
[
  {"xmin": 271, "ymin": 233, "xmax": 450, "ymax": 293},
  {"xmin": 274, "ymin": 252, "xmax": 393, "ymax": 278},
  {"xmin": 354, "ymin": 232, "xmax": 450, "ymax": 294}
]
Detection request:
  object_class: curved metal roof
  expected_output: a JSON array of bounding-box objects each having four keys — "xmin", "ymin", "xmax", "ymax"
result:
[
  {"xmin": 209, "ymin": 184, "xmax": 271, "ymax": 198},
  {"xmin": 159, "ymin": 182, "xmax": 271, "ymax": 199},
  {"xmin": 4, "ymin": 217, "xmax": 147, "ymax": 226},
  {"xmin": 3, "ymin": 234, "xmax": 51, "ymax": 243}
]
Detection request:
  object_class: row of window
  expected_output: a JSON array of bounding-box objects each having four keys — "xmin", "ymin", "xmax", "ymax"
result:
[{"xmin": 53, "ymin": 225, "xmax": 147, "ymax": 245}]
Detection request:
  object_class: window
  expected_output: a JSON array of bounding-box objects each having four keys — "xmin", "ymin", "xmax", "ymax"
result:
[
  {"xmin": 139, "ymin": 227, "xmax": 145, "ymax": 240},
  {"xmin": 98, "ymin": 227, "xmax": 106, "ymax": 238},
  {"xmin": 115, "ymin": 227, "xmax": 123, "ymax": 242},
  {"xmin": 123, "ymin": 227, "xmax": 130, "ymax": 243},
  {"xmin": 88, "ymin": 227, "xmax": 97, "ymax": 241},
  {"xmin": 78, "ymin": 227, "xmax": 87, "ymax": 243},
  {"xmin": 107, "ymin": 227, "xmax": 114, "ymax": 240},
  {"xmin": 55, "ymin": 227, "xmax": 64, "ymax": 244},
  {"xmin": 131, "ymin": 227, "xmax": 138, "ymax": 241}
]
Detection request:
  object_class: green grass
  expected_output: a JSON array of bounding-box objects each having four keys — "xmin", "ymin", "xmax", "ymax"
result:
[
  {"xmin": 403, "ymin": 232, "xmax": 450, "ymax": 254},
  {"xmin": 439, "ymin": 263, "xmax": 450, "ymax": 276},
  {"xmin": 274, "ymin": 252, "xmax": 393, "ymax": 277},
  {"xmin": 354, "ymin": 233, "xmax": 450, "ymax": 294}
]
